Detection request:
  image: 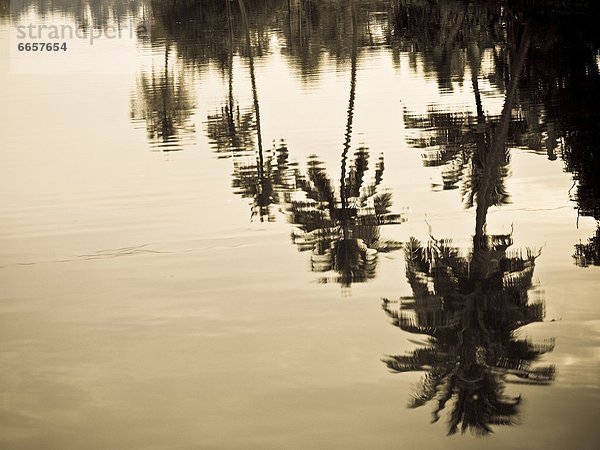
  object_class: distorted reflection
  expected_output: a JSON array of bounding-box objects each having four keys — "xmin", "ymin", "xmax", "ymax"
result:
[
  {"xmin": 5, "ymin": 0, "xmax": 148, "ymax": 27},
  {"xmin": 130, "ymin": 41, "xmax": 196, "ymax": 151},
  {"xmin": 519, "ymin": 5, "xmax": 600, "ymax": 227},
  {"xmin": 283, "ymin": 0, "xmax": 391, "ymax": 83},
  {"xmin": 205, "ymin": 99, "xmax": 256, "ymax": 157},
  {"xmin": 515, "ymin": 4, "xmax": 599, "ymax": 265},
  {"xmin": 285, "ymin": 2, "xmax": 404, "ymax": 286},
  {"xmin": 204, "ymin": 1, "xmax": 257, "ymax": 157},
  {"xmin": 383, "ymin": 20, "xmax": 556, "ymax": 435},
  {"xmin": 150, "ymin": 0, "xmax": 276, "ymax": 66},
  {"xmin": 287, "ymin": 149, "xmax": 404, "ymax": 286},
  {"xmin": 522, "ymin": 16, "xmax": 600, "ymax": 266},
  {"xmin": 396, "ymin": 1, "xmax": 599, "ymax": 268},
  {"xmin": 389, "ymin": 0, "xmax": 502, "ymax": 90},
  {"xmin": 402, "ymin": 5, "xmax": 527, "ymax": 199},
  {"xmin": 574, "ymin": 226, "xmax": 600, "ymax": 268},
  {"xmin": 233, "ymin": 139, "xmax": 298, "ymax": 222},
  {"xmin": 204, "ymin": 0, "xmax": 298, "ymax": 221},
  {"xmin": 382, "ymin": 231, "xmax": 555, "ymax": 435},
  {"xmin": 2, "ymin": 0, "xmax": 599, "ymax": 447}
]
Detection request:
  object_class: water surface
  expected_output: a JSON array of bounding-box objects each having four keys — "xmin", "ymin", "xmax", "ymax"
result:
[{"xmin": 1, "ymin": 1, "xmax": 599, "ymax": 448}]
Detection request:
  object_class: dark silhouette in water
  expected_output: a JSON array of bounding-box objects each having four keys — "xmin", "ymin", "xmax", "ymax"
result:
[
  {"xmin": 511, "ymin": 4, "xmax": 600, "ymax": 265},
  {"xmin": 382, "ymin": 21, "xmax": 555, "ymax": 436},
  {"xmin": 400, "ymin": 1, "xmax": 526, "ymax": 201},
  {"xmin": 205, "ymin": 0, "xmax": 404, "ymax": 274},
  {"xmin": 283, "ymin": 0, "xmax": 391, "ymax": 83},
  {"xmin": 233, "ymin": 139, "xmax": 297, "ymax": 222},
  {"xmin": 390, "ymin": 0, "xmax": 503, "ymax": 91},
  {"xmin": 516, "ymin": 8, "xmax": 600, "ymax": 266},
  {"xmin": 205, "ymin": 0, "xmax": 257, "ymax": 157},
  {"xmin": 287, "ymin": 149, "xmax": 404, "ymax": 286},
  {"xmin": 205, "ymin": 104, "xmax": 256, "ymax": 158},
  {"xmin": 500, "ymin": 2, "xmax": 600, "ymax": 266},
  {"xmin": 573, "ymin": 226, "xmax": 600, "ymax": 268},
  {"xmin": 130, "ymin": 41, "xmax": 196, "ymax": 150},
  {"xmin": 236, "ymin": 0, "xmax": 275, "ymax": 221},
  {"xmin": 204, "ymin": 0, "xmax": 298, "ymax": 221},
  {"xmin": 142, "ymin": 0, "xmax": 598, "ymax": 256},
  {"xmin": 396, "ymin": 1, "xmax": 600, "ymax": 268},
  {"xmin": 382, "ymin": 231, "xmax": 555, "ymax": 435},
  {"xmin": 149, "ymin": 0, "xmax": 280, "ymax": 67},
  {"xmin": 285, "ymin": 1, "xmax": 404, "ymax": 286}
]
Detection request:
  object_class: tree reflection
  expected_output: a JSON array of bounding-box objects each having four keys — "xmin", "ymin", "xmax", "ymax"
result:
[
  {"xmin": 515, "ymin": 8, "xmax": 600, "ymax": 267},
  {"xmin": 203, "ymin": 1, "xmax": 404, "ymax": 270},
  {"xmin": 205, "ymin": 0, "xmax": 257, "ymax": 157},
  {"xmin": 150, "ymin": 0, "xmax": 278, "ymax": 68},
  {"xmin": 383, "ymin": 21, "xmax": 555, "ymax": 436},
  {"xmin": 288, "ymin": 149, "xmax": 404, "ymax": 286},
  {"xmin": 401, "ymin": 3, "xmax": 528, "ymax": 202},
  {"xmin": 5, "ymin": 0, "xmax": 147, "ymax": 28},
  {"xmin": 146, "ymin": 1, "xmax": 392, "ymax": 84},
  {"xmin": 130, "ymin": 42, "xmax": 196, "ymax": 150},
  {"xmin": 403, "ymin": 95, "xmax": 518, "ymax": 207},
  {"xmin": 205, "ymin": 105, "xmax": 256, "ymax": 157},
  {"xmin": 390, "ymin": 0, "xmax": 503, "ymax": 90},
  {"xmin": 574, "ymin": 225, "xmax": 600, "ymax": 268},
  {"xmin": 283, "ymin": 0, "xmax": 392, "ymax": 83},
  {"xmin": 286, "ymin": 2, "xmax": 404, "ymax": 286},
  {"xmin": 397, "ymin": 2, "xmax": 600, "ymax": 268},
  {"xmin": 233, "ymin": 139, "xmax": 297, "ymax": 222},
  {"xmin": 204, "ymin": 0, "xmax": 298, "ymax": 221},
  {"xmin": 383, "ymin": 232, "xmax": 554, "ymax": 435}
]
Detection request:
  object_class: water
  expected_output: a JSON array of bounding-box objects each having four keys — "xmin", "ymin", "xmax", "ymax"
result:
[{"xmin": 0, "ymin": 1, "xmax": 599, "ymax": 448}]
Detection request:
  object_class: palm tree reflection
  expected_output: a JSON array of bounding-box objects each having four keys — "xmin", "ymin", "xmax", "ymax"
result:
[
  {"xmin": 390, "ymin": 0, "xmax": 502, "ymax": 91},
  {"xmin": 205, "ymin": 0, "xmax": 256, "ymax": 157},
  {"xmin": 131, "ymin": 41, "xmax": 195, "ymax": 151},
  {"xmin": 234, "ymin": 140, "xmax": 297, "ymax": 222},
  {"xmin": 204, "ymin": 0, "xmax": 297, "ymax": 222},
  {"xmin": 286, "ymin": 1, "xmax": 404, "ymax": 287},
  {"xmin": 401, "ymin": 3, "xmax": 526, "ymax": 201},
  {"xmin": 382, "ymin": 22, "xmax": 555, "ymax": 436},
  {"xmin": 288, "ymin": 149, "xmax": 404, "ymax": 286},
  {"xmin": 383, "ymin": 232, "xmax": 555, "ymax": 435}
]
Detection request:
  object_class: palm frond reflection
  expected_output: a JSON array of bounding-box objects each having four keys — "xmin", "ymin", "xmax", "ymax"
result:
[
  {"xmin": 383, "ymin": 20, "xmax": 555, "ymax": 436},
  {"xmin": 287, "ymin": 149, "xmax": 405, "ymax": 287},
  {"xmin": 383, "ymin": 231, "xmax": 555, "ymax": 436}
]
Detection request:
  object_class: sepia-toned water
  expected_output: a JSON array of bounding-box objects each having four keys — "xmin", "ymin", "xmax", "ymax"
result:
[{"xmin": 0, "ymin": 1, "xmax": 599, "ymax": 448}]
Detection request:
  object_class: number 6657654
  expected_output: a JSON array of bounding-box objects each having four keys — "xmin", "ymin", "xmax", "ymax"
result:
[{"xmin": 17, "ymin": 42, "xmax": 67, "ymax": 51}]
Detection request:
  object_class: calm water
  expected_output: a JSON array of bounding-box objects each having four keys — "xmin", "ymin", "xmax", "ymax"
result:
[{"xmin": 1, "ymin": 1, "xmax": 599, "ymax": 448}]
